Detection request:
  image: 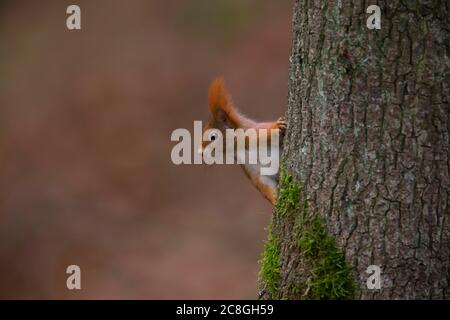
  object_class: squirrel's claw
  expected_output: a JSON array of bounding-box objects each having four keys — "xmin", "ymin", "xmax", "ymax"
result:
[{"xmin": 276, "ymin": 117, "xmax": 287, "ymax": 135}]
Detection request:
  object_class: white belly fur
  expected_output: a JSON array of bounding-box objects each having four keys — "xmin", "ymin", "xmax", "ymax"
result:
[{"xmin": 238, "ymin": 145, "xmax": 279, "ymax": 189}]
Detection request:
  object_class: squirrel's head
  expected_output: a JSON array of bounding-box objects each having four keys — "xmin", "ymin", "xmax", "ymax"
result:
[{"xmin": 200, "ymin": 78, "xmax": 237, "ymax": 154}]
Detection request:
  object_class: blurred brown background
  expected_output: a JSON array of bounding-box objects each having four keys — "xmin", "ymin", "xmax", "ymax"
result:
[{"xmin": 0, "ymin": 0, "xmax": 292, "ymax": 299}]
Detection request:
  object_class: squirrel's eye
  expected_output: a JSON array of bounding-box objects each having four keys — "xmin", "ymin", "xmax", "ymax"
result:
[{"xmin": 210, "ymin": 132, "xmax": 218, "ymax": 141}]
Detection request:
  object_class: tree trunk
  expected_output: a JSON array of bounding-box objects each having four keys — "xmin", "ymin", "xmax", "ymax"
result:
[{"xmin": 259, "ymin": 0, "xmax": 449, "ymax": 299}]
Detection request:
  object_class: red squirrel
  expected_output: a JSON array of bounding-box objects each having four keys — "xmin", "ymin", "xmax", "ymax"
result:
[{"xmin": 200, "ymin": 78, "xmax": 286, "ymax": 205}]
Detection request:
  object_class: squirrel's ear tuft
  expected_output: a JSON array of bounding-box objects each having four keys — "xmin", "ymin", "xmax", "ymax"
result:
[
  {"xmin": 208, "ymin": 77, "xmax": 235, "ymax": 128},
  {"xmin": 208, "ymin": 77, "xmax": 229, "ymax": 115}
]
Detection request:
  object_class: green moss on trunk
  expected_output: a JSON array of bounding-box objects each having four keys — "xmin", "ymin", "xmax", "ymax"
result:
[
  {"xmin": 258, "ymin": 224, "xmax": 280, "ymax": 298},
  {"xmin": 275, "ymin": 169, "xmax": 301, "ymax": 216},
  {"xmin": 261, "ymin": 169, "xmax": 356, "ymax": 299},
  {"xmin": 296, "ymin": 208, "xmax": 356, "ymax": 299}
]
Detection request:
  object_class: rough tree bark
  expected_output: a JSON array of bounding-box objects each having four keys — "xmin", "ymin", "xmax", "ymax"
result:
[{"xmin": 259, "ymin": 0, "xmax": 449, "ymax": 299}]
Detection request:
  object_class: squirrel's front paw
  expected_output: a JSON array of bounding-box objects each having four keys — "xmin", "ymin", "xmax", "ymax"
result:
[{"xmin": 276, "ymin": 117, "xmax": 287, "ymax": 136}]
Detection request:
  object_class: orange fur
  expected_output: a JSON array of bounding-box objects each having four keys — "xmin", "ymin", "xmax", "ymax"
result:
[
  {"xmin": 208, "ymin": 78, "xmax": 256, "ymax": 129},
  {"xmin": 208, "ymin": 78, "xmax": 230, "ymax": 114},
  {"xmin": 202, "ymin": 78, "xmax": 286, "ymax": 205},
  {"xmin": 241, "ymin": 165, "xmax": 277, "ymax": 204}
]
